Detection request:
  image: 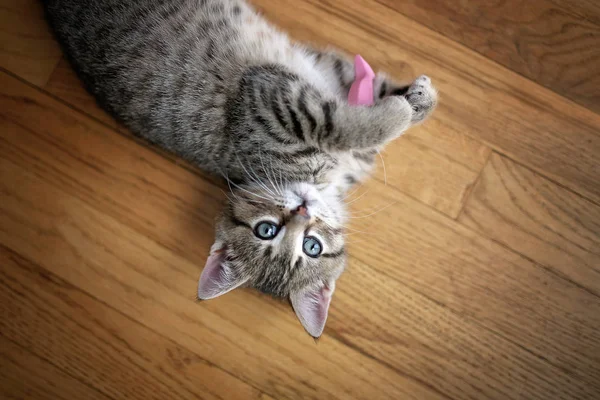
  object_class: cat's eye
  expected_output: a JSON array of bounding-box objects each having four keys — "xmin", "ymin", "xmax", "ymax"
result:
[
  {"xmin": 254, "ymin": 221, "xmax": 279, "ymax": 240},
  {"xmin": 303, "ymin": 236, "xmax": 322, "ymax": 258}
]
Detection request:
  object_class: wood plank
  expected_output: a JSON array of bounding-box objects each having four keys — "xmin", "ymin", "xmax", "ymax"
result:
[
  {"xmin": 0, "ymin": 336, "xmax": 110, "ymax": 400},
  {"xmin": 0, "ymin": 70, "xmax": 443, "ymax": 400},
  {"xmin": 0, "ymin": 0, "xmax": 62, "ymax": 86},
  {"xmin": 376, "ymin": 0, "xmax": 600, "ymax": 113},
  {"xmin": 0, "ymin": 159, "xmax": 439, "ymax": 400},
  {"xmin": 458, "ymin": 152, "xmax": 600, "ymax": 295},
  {"xmin": 251, "ymin": 0, "xmax": 600, "ymax": 205},
  {"xmin": 2, "ymin": 73, "xmax": 222, "ymax": 267},
  {"xmin": 332, "ymin": 258, "xmax": 599, "ymax": 400},
  {"xmin": 0, "ymin": 246, "xmax": 264, "ymax": 400},
  {"xmin": 344, "ymin": 178, "xmax": 600, "ymax": 395},
  {"xmin": 2, "ymin": 70, "xmax": 600, "ymax": 399},
  {"xmin": 378, "ymin": 120, "xmax": 490, "ymax": 217}
]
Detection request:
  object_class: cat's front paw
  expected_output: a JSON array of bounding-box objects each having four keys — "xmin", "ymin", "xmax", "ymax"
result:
[{"xmin": 404, "ymin": 75, "xmax": 437, "ymax": 123}]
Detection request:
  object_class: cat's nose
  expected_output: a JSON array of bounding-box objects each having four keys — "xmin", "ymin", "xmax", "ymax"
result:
[{"xmin": 292, "ymin": 203, "xmax": 310, "ymax": 218}]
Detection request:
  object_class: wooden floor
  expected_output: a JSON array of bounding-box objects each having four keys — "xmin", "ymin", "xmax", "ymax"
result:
[{"xmin": 1, "ymin": 1, "xmax": 599, "ymax": 399}]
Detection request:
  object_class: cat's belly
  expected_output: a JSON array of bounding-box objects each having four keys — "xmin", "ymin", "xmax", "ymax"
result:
[{"xmin": 322, "ymin": 150, "xmax": 377, "ymax": 193}]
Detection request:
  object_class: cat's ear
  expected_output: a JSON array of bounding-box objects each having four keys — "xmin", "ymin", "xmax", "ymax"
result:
[
  {"xmin": 290, "ymin": 281, "xmax": 335, "ymax": 338},
  {"xmin": 197, "ymin": 244, "xmax": 248, "ymax": 300}
]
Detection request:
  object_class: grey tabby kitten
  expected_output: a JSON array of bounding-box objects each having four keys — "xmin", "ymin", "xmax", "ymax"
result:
[{"xmin": 44, "ymin": 0, "xmax": 437, "ymax": 337}]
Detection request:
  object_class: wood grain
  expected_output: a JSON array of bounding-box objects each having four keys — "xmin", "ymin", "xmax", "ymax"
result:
[
  {"xmin": 551, "ymin": 0, "xmax": 600, "ymax": 25},
  {"xmin": 0, "ymin": 336, "xmax": 110, "ymax": 400},
  {"xmin": 0, "ymin": 0, "xmax": 62, "ymax": 86},
  {"xmin": 344, "ymin": 179, "xmax": 600, "ymax": 392},
  {"xmin": 375, "ymin": 120, "xmax": 490, "ymax": 218},
  {"xmin": 376, "ymin": 0, "xmax": 600, "ymax": 113},
  {"xmin": 2, "ymin": 69, "xmax": 600, "ymax": 399},
  {"xmin": 252, "ymin": 0, "xmax": 600, "ymax": 206},
  {"xmin": 0, "ymin": 247, "xmax": 260, "ymax": 400},
  {"xmin": 332, "ymin": 257, "xmax": 599, "ymax": 400},
  {"xmin": 458, "ymin": 152, "xmax": 600, "ymax": 295}
]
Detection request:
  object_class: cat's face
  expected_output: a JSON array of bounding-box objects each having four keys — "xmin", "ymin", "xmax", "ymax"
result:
[{"xmin": 198, "ymin": 182, "xmax": 346, "ymax": 337}]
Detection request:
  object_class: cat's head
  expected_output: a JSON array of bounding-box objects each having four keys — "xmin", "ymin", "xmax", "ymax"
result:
[{"xmin": 198, "ymin": 182, "xmax": 346, "ymax": 337}]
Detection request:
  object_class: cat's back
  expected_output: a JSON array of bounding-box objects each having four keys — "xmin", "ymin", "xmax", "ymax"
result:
[
  {"xmin": 44, "ymin": 0, "xmax": 340, "ymax": 174},
  {"xmin": 45, "ymin": 0, "xmax": 324, "ymax": 133},
  {"xmin": 44, "ymin": 0, "xmax": 247, "ymax": 108},
  {"xmin": 44, "ymin": 0, "xmax": 279, "ymax": 153}
]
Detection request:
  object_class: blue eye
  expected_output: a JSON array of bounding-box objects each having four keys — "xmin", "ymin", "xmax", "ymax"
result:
[
  {"xmin": 254, "ymin": 221, "xmax": 279, "ymax": 240},
  {"xmin": 303, "ymin": 236, "xmax": 322, "ymax": 258}
]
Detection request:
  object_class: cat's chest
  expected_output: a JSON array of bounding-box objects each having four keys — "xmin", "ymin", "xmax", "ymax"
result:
[{"xmin": 315, "ymin": 150, "xmax": 376, "ymax": 189}]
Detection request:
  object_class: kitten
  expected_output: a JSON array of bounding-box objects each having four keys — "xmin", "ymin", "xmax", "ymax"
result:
[{"xmin": 44, "ymin": 0, "xmax": 437, "ymax": 337}]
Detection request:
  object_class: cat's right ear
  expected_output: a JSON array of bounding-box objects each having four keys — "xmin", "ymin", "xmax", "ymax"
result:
[
  {"xmin": 290, "ymin": 281, "xmax": 335, "ymax": 338},
  {"xmin": 197, "ymin": 243, "xmax": 248, "ymax": 300}
]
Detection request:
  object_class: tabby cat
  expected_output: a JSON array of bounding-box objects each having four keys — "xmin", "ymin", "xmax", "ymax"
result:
[{"xmin": 44, "ymin": 0, "xmax": 437, "ymax": 337}]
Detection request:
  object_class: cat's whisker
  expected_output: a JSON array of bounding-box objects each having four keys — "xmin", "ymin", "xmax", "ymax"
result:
[
  {"xmin": 233, "ymin": 191, "xmax": 269, "ymax": 204},
  {"xmin": 258, "ymin": 151, "xmax": 275, "ymax": 194},
  {"xmin": 260, "ymin": 149, "xmax": 283, "ymax": 197},
  {"xmin": 222, "ymin": 176, "xmax": 269, "ymax": 205},
  {"xmin": 345, "ymin": 202, "xmax": 397, "ymax": 219},
  {"xmin": 342, "ymin": 183, "xmax": 364, "ymax": 201},
  {"xmin": 345, "ymin": 239, "xmax": 371, "ymax": 247},
  {"xmin": 340, "ymin": 224, "xmax": 372, "ymax": 233},
  {"xmin": 220, "ymin": 189, "xmax": 237, "ymax": 204},
  {"xmin": 275, "ymin": 165, "xmax": 286, "ymax": 195},
  {"xmin": 260, "ymin": 149, "xmax": 282, "ymax": 196},
  {"xmin": 234, "ymin": 151, "xmax": 277, "ymax": 198},
  {"xmin": 345, "ymin": 189, "xmax": 370, "ymax": 206},
  {"xmin": 376, "ymin": 149, "xmax": 387, "ymax": 186},
  {"xmin": 243, "ymin": 198, "xmax": 269, "ymax": 205},
  {"xmin": 345, "ymin": 202, "xmax": 394, "ymax": 214},
  {"xmin": 226, "ymin": 178, "xmax": 275, "ymax": 202},
  {"xmin": 317, "ymin": 213, "xmax": 343, "ymax": 228},
  {"xmin": 275, "ymin": 162, "xmax": 287, "ymax": 193},
  {"xmin": 343, "ymin": 230, "xmax": 372, "ymax": 237},
  {"xmin": 262, "ymin": 169, "xmax": 279, "ymax": 198},
  {"xmin": 219, "ymin": 170, "xmax": 242, "ymax": 200},
  {"xmin": 339, "ymin": 226, "xmax": 374, "ymax": 237}
]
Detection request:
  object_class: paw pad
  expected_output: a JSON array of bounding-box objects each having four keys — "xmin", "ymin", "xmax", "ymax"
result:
[{"xmin": 405, "ymin": 75, "xmax": 437, "ymax": 123}]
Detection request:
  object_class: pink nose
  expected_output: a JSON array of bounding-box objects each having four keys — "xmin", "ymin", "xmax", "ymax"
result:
[{"xmin": 293, "ymin": 204, "xmax": 309, "ymax": 218}]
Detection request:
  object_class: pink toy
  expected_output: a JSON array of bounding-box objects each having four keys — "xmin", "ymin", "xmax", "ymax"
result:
[{"xmin": 348, "ymin": 55, "xmax": 375, "ymax": 106}]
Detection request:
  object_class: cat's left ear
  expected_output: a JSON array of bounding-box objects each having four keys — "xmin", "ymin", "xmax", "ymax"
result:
[
  {"xmin": 290, "ymin": 281, "xmax": 335, "ymax": 338},
  {"xmin": 197, "ymin": 243, "xmax": 248, "ymax": 300}
]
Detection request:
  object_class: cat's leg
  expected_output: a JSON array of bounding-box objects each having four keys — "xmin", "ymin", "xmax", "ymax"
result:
[
  {"xmin": 231, "ymin": 65, "xmax": 436, "ymax": 152},
  {"xmin": 307, "ymin": 73, "xmax": 437, "ymax": 150},
  {"xmin": 311, "ymin": 48, "xmax": 414, "ymax": 102}
]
